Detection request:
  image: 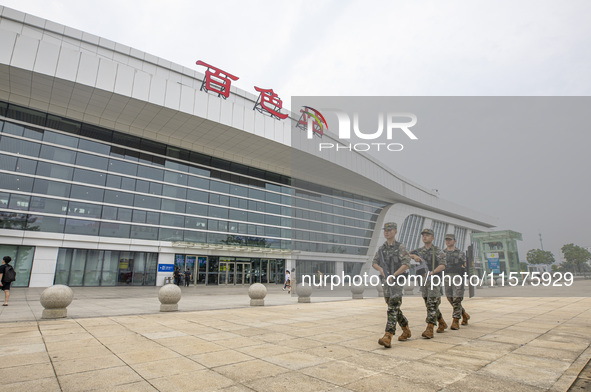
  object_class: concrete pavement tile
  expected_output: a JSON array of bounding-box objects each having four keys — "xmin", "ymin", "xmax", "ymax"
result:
[
  {"xmin": 215, "ymin": 336, "xmax": 267, "ymax": 349},
  {"xmin": 384, "ymin": 360, "xmax": 468, "ymax": 387},
  {"xmin": 213, "ymin": 359, "xmax": 289, "ymax": 383},
  {"xmin": 262, "ymin": 350, "xmax": 331, "ymax": 370},
  {"xmin": 479, "ymin": 354, "xmax": 570, "ymax": 389},
  {"xmin": 255, "ymin": 332, "xmax": 291, "ymax": 344},
  {"xmin": 190, "ymin": 349, "xmax": 255, "ymax": 368},
  {"xmin": 419, "ymin": 352, "xmax": 491, "ymax": 372},
  {"xmin": 104, "ymin": 341, "xmax": 162, "ymax": 355},
  {"xmin": 371, "ymin": 345, "xmax": 433, "ymax": 361},
  {"xmin": 52, "ymin": 354, "xmax": 126, "ymax": 376},
  {"xmin": 1, "ymin": 362, "xmax": 55, "ymax": 384},
  {"xmin": 197, "ymin": 331, "xmax": 243, "ymax": 341},
  {"xmin": 141, "ymin": 330, "xmax": 188, "ymax": 339},
  {"xmin": 244, "ymin": 371, "xmax": 336, "ymax": 392},
  {"xmin": 345, "ymin": 372, "xmax": 439, "ymax": 392},
  {"xmin": 302, "ymin": 345, "xmax": 365, "ymax": 360},
  {"xmin": 235, "ymin": 343, "xmax": 293, "ymax": 358},
  {"xmin": 440, "ymin": 373, "xmax": 543, "ymax": 392},
  {"xmin": 0, "ymin": 336, "xmax": 45, "ymax": 347},
  {"xmin": 42, "ymin": 332, "xmax": 96, "ymax": 342},
  {"xmin": 480, "ymin": 330, "xmax": 541, "ymax": 345},
  {"xmin": 513, "ymin": 343, "xmax": 583, "ymax": 362},
  {"xmin": 0, "ymin": 342, "xmax": 47, "ymax": 356},
  {"xmin": 160, "ymin": 338, "xmax": 226, "ymax": 356},
  {"xmin": 58, "ymin": 366, "xmax": 143, "ymax": 392},
  {"xmin": 395, "ymin": 339, "xmax": 457, "ymax": 352},
  {"xmin": 340, "ymin": 351, "xmax": 410, "ymax": 372},
  {"xmin": 300, "ymin": 360, "xmax": 377, "ymax": 386},
  {"xmin": 116, "ymin": 348, "xmax": 181, "ymax": 365},
  {"xmin": 0, "ymin": 328, "xmax": 41, "ymax": 338},
  {"xmin": 131, "ymin": 356, "xmax": 206, "ymax": 379},
  {"xmin": 2, "ymin": 377, "xmax": 61, "ymax": 392},
  {"xmin": 49, "ymin": 346, "xmax": 116, "ymax": 362},
  {"xmin": 44, "ymin": 338, "xmax": 103, "ymax": 353},
  {"xmin": 218, "ymin": 384, "xmax": 257, "ymax": 392},
  {"xmin": 0, "ymin": 351, "xmax": 49, "ymax": 368},
  {"xmin": 89, "ymin": 380, "xmax": 159, "ymax": 391},
  {"xmin": 282, "ymin": 337, "xmax": 324, "ymax": 350},
  {"xmin": 338, "ymin": 336, "xmax": 388, "ymax": 352}
]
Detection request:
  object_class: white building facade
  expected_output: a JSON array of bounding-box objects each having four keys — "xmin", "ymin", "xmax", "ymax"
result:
[{"xmin": 0, "ymin": 6, "xmax": 496, "ymax": 288}]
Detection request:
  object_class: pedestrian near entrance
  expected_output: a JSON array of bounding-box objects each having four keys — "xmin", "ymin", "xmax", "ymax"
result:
[
  {"xmin": 444, "ymin": 234, "xmax": 470, "ymax": 329},
  {"xmin": 173, "ymin": 267, "xmax": 181, "ymax": 286},
  {"xmin": 184, "ymin": 269, "xmax": 192, "ymax": 287},
  {"xmin": 372, "ymin": 222, "xmax": 412, "ymax": 348},
  {"xmin": 283, "ymin": 270, "xmax": 290, "ymax": 292},
  {"xmin": 410, "ymin": 229, "xmax": 447, "ymax": 339},
  {"xmin": 0, "ymin": 256, "xmax": 15, "ymax": 306}
]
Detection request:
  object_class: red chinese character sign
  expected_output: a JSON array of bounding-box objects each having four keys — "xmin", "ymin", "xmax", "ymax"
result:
[
  {"xmin": 253, "ymin": 87, "xmax": 288, "ymax": 120},
  {"xmin": 196, "ymin": 60, "xmax": 239, "ymax": 99},
  {"xmin": 295, "ymin": 106, "xmax": 327, "ymax": 138}
]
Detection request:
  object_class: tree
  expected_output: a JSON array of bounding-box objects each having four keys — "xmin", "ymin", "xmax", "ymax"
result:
[
  {"xmin": 519, "ymin": 262, "xmax": 528, "ymax": 272},
  {"xmin": 561, "ymin": 244, "xmax": 591, "ymax": 276},
  {"xmin": 526, "ymin": 249, "xmax": 555, "ymax": 265}
]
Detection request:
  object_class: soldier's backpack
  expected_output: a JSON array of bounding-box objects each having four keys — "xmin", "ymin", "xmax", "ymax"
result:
[{"xmin": 3, "ymin": 265, "xmax": 16, "ymax": 283}]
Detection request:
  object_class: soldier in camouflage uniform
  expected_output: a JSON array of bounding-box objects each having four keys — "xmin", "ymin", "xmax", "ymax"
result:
[
  {"xmin": 371, "ymin": 222, "xmax": 412, "ymax": 348},
  {"xmin": 410, "ymin": 228, "xmax": 447, "ymax": 339},
  {"xmin": 444, "ymin": 234, "xmax": 470, "ymax": 329}
]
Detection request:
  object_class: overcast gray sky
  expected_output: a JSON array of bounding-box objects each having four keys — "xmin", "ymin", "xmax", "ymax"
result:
[{"xmin": 3, "ymin": 0, "xmax": 590, "ymax": 261}]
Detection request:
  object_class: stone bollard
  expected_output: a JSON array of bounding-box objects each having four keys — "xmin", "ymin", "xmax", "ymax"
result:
[
  {"xmin": 351, "ymin": 285, "xmax": 364, "ymax": 299},
  {"xmin": 158, "ymin": 284, "xmax": 181, "ymax": 312},
  {"xmin": 496, "ymin": 277, "xmax": 504, "ymax": 287},
  {"xmin": 296, "ymin": 283, "xmax": 312, "ymax": 303},
  {"xmin": 404, "ymin": 283, "xmax": 415, "ymax": 295},
  {"xmin": 248, "ymin": 283, "xmax": 267, "ymax": 306},
  {"xmin": 40, "ymin": 285, "xmax": 74, "ymax": 319}
]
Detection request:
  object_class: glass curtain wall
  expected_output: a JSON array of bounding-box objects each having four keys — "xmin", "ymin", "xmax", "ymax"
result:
[{"xmin": 54, "ymin": 248, "xmax": 158, "ymax": 286}]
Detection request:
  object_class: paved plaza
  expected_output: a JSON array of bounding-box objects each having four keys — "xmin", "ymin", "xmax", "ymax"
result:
[{"xmin": 0, "ymin": 284, "xmax": 590, "ymax": 391}]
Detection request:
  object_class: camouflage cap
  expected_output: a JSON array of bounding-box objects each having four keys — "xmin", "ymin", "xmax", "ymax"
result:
[
  {"xmin": 445, "ymin": 233, "xmax": 455, "ymax": 240},
  {"xmin": 421, "ymin": 228, "xmax": 434, "ymax": 236},
  {"xmin": 383, "ymin": 222, "xmax": 397, "ymax": 230}
]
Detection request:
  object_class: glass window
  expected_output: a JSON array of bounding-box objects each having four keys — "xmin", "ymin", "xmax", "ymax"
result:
[
  {"xmin": 130, "ymin": 225, "xmax": 158, "ymax": 240},
  {"xmin": 159, "ymin": 228, "xmax": 184, "ymax": 241},
  {"xmin": 0, "ymin": 155, "xmax": 17, "ymax": 170},
  {"xmin": 101, "ymin": 206, "xmax": 117, "ymax": 220},
  {"xmin": 134, "ymin": 195, "xmax": 160, "ymax": 210},
  {"xmin": 76, "ymin": 152, "xmax": 109, "ymax": 171},
  {"xmin": 137, "ymin": 165, "xmax": 164, "ymax": 181},
  {"xmin": 43, "ymin": 130, "xmax": 79, "ymax": 148},
  {"xmin": 8, "ymin": 194, "xmax": 30, "ymax": 211},
  {"xmin": 210, "ymin": 180, "xmax": 229, "ymax": 194},
  {"xmin": 104, "ymin": 190, "xmax": 134, "ymax": 206},
  {"xmin": 68, "ymin": 249, "xmax": 88, "ymax": 286},
  {"xmin": 99, "ymin": 221, "xmax": 130, "ymax": 238},
  {"xmin": 67, "ymin": 202, "xmax": 102, "ymax": 219},
  {"xmin": 41, "ymin": 145, "xmax": 76, "ymax": 163},
  {"xmin": 0, "ymin": 137, "xmax": 41, "ymax": 157},
  {"xmin": 101, "ymin": 250, "xmax": 119, "ymax": 286},
  {"xmin": 46, "ymin": 115, "xmax": 81, "ymax": 135},
  {"xmin": 163, "ymin": 185, "xmax": 187, "ymax": 199},
  {"xmin": 36, "ymin": 162, "xmax": 74, "ymax": 180},
  {"xmin": 64, "ymin": 218, "xmax": 100, "ymax": 236},
  {"xmin": 188, "ymin": 176, "xmax": 209, "ymax": 190},
  {"xmin": 187, "ymin": 189, "xmax": 208, "ymax": 203},
  {"xmin": 84, "ymin": 249, "xmax": 103, "ymax": 286},
  {"xmin": 117, "ymin": 208, "xmax": 132, "ymax": 222},
  {"xmin": 161, "ymin": 213, "xmax": 185, "ymax": 227},
  {"xmin": 78, "ymin": 138, "xmax": 110, "ymax": 155},
  {"xmin": 1, "ymin": 173, "xmax": 34, "ymax": 192},
  {"xmin": 185, "ymin": 203, "xmax": 207, "ymax": 216},
  {"xmin": 73, "ymin": 168, "xmax": 106, "ymax": 186},
  {"xmin": 164, "ymin": 171, "xmax": 188, "ymax": 186},
  {"xmin": 183, "ymin": 230, "xmax": 206, "ymax": 243},
  {"xmin": 108, "ymin": 159, "xmax": 137, "ymax": 176},
  {"xmin": 2, "ymin": 122, "xmax": 24, "ymax": 136},
  {"xmin": 70, "ymin": 185, "xmax": 104, "ymax": 202},
  {"xmin": 54, "ymin": 248, "xmax": 72, "ymax": 285},
  {"xmin": 209, "ymin": 206, "xmax": 228, "ymax": 219},
  {"xmin": 33, "ymin": 179, "xmax": 71, "ymax": 198},
  {"xmin": 161, "ymin": 199, "xmax": 186, "ymax": 213}
]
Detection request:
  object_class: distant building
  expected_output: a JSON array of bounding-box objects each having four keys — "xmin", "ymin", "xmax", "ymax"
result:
[{"xmin": 471, "ymin": 230, "xmax": 522, "ymax": 278}]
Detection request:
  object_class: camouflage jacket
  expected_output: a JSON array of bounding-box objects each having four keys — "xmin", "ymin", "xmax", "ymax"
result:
[
  {"xmin": 372, "ymin": 241, "xmax": 411, "ymax": 276},
  {"xmin": 413, "ymin": 245, "xmax": 446, "ymax": 273},
  {"xmin": 444, "ymin": 248, "xmax": 466, "ymax": 275}
]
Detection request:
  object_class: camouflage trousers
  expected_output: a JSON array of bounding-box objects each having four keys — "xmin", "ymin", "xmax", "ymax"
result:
[
  {"xmin": 420, "ymin": 284, "xmax": 442, "ymax": 325},
  {"xmin": 445, "ymin": 276, "xmax": 465, "ymax": 319},
  {"xmin": 383, "ymin": 285, "xmax": 407, "ymax": 333}
]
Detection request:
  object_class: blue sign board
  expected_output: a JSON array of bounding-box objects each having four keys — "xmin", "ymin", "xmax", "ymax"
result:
[
  {"xmin": 487, "ymin": 258, "xmax": 501, "ymax": 274},
  {"xmin": 158, "ymin": 264, "xmax": 174, "ymax": 272}
]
